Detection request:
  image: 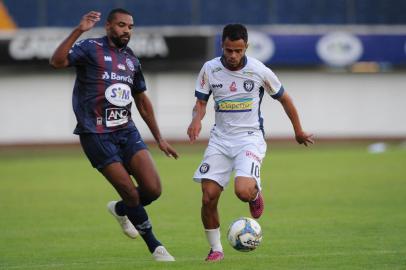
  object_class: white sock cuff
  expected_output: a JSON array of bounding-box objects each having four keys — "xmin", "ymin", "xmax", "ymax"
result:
[
  {"xmin": 205, "ymin": 227, "xmax": 223, "ymax": 252},
  {"xmin": 205, "ymin": 228, "xmax": 220, "ymax": 232}
]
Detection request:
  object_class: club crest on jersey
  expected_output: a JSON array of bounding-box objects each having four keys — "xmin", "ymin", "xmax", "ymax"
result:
[
  {"xmin": 243, "ymin": 80, "xmax": 255, "ymax": 92},
  {"xmin": 105, "ymin": 83, "xmax": 132, "ymax": 107},
  {"xmin": 126, "ymin": 58, "xmax": 135, "ymax": 71},
  {"xmin": 104, "ymin": 56, "xmax": 112, "ymax": 62},
  {"xmin": 229, "ymin": 81, "xmax": 237, "ymax": 92},
  {"xmin": 199, "ymin": 163, "xmax": 210, "ymax": 174}
]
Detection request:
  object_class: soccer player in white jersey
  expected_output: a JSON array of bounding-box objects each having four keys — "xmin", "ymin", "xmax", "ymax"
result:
[{"xmin": 187, "ymin": 24, "xmax": 314, "ymax": 262}]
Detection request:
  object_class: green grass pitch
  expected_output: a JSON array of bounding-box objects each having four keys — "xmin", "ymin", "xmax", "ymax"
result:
[{"xmin": 0, "ymin": 142, "xmax": 405, "ymax": 269}]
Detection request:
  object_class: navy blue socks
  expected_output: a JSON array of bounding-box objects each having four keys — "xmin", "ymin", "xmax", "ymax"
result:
[{"xmin": 115, "ymin": 201, "xmax": 161, "ymax": 253}]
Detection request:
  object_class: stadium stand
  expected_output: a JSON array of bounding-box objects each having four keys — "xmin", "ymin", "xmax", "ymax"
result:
[{"xmin": 3, "ymin": 0, "xmax": 406, "ymax": 27}]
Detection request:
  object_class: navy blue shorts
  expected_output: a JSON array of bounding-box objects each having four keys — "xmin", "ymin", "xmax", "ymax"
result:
[{"xmin": 79, "ymin": 128, "xmax": 148, "ymax": 171}]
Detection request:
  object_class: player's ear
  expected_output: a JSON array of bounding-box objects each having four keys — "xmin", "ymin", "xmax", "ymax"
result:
[{"xmin": 105, "ymin": 21, "xmax": 111, "ymax": 34}]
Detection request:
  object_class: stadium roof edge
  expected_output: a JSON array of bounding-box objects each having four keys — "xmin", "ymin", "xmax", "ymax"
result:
[{"xmin": 2, "ymin": 25, "xmax": 406, "ymax": 36}]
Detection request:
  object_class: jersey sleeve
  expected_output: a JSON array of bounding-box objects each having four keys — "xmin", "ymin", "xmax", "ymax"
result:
[
  {"xmin": 67, "ymin": 39, "xmax": 90, "ymax": 66},
  {"xmin": 194, "ymin": 62, "xmax": 211, "ymax": 101},
  {"xmin": 132, "ymin": 62, "xmax": 147, "ymax": 94},
  {"xmin": 262, "ymin": 66, "xmax": 285, "ymax": 99}
]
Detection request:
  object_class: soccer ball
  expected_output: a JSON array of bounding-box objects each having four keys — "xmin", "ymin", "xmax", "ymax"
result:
[{"xmin": 227, "ymin": 217, "xmax": 262, "ymax": 252}]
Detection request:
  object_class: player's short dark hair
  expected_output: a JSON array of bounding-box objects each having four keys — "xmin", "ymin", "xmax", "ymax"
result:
[
  {"xmin": 222, "ymin": 24, "xmax": 248, "ymax": 43},
  {"xmin": 107, "ymin": 8, "xmax": 132, "ymax": 22}
]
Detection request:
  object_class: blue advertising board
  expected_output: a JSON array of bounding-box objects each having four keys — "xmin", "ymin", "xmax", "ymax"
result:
[{"xmin": 215, "ymin": 32, "xmax": 406, "ymax": 67}]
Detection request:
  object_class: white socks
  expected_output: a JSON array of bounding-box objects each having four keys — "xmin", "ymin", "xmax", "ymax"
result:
[{"xmin": 205, "ymin": 228, "xmax": 223, "ymax": 252}]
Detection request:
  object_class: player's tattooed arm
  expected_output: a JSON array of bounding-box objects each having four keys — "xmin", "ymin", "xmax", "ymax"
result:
[{"xmin": 187, "ymin": 99, "xmax": 207, "ymax": 143}]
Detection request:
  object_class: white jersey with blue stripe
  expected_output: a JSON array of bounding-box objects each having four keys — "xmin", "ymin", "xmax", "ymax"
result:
[{"xmin": 195, "ymin": 56, "xmax": 284, "ymax": 136}]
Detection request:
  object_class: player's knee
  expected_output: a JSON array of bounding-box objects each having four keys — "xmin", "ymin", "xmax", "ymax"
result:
[
  {"xmin": 138, "ymin": 182, "xmax": 161, "ymax": 206},
  {"xmin": 234, "ymin": 187, "xmax": 251, "ymax": 202},
  {"xmin": 202, "ymin": 191, "xmax": 216, "ymax": 207},
  {"xmin": 147, "ymin": 187, "xmax": 162, "ymax": 202},
  {"xmin": 145, "ymin": 180, "xmax": 162, "ymax": 200},
  {"xmin": 116, "ymin": 183, "xmax": 139, "ymax": 204}
]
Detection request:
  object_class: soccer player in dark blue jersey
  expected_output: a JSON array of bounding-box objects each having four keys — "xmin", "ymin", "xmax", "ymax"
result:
[{"xmin": 50, "ymin": 9, "xmax": 178, "ymax": 261}]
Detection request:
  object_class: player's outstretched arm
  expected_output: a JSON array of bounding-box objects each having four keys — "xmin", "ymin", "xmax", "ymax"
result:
[
  {"xmin": 49, "ymin": 11, "xmax": 101, "ymax": 68},
  {"xmin": 277, "ymin": 91, "xmax": 314, "ymax": 146},
  {"xmin": 134, "ymin": 92, "xmax": 178, "ymax": 159},
  {"xmin": 187, "ymin": 99, "xmax": 207, "ymax": 143}
]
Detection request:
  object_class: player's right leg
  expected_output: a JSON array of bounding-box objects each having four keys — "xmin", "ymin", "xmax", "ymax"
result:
[
  {"xmin": 79, "ymin": 133, "xmax": 139, "ymax": 238},
  {"xmin": 101, "ymin": 162, "xmax": 141, "ymax": 236},
  {"xmin": 201, "ymin": 179, "xmax": 224, "ymax": 262},
  {"xmin": 79, "ymin": 132, "xmax": 173, "ymax": 261},
  {"xmin": 193, "ymin": 136, "xmax": 232, "ymax": 261}
]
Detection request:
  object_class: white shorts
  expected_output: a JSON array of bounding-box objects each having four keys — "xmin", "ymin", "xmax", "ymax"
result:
[{"xmin": 193, "ymin": 130, "xmax": 267, "ymax": 189}]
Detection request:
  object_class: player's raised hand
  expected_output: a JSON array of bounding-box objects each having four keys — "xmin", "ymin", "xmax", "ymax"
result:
[
  {"xmin": 295, "ymin": 131, "xmax": 314, "ymax": 147},
  {"xmin": 78, "ymin": 11, "xmax": 101, "ymax": 32},
  {"xmin": 158, "ymin": 139, "xmax": 179, "ymax": 159}
]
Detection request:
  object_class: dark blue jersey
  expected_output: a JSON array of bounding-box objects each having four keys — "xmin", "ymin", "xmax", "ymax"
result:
[{"xmin": 68, "ymin": 36, "xmax": 146, "ymax": 134}]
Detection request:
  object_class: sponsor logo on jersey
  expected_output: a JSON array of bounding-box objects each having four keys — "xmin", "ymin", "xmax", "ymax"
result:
[
  {"xmin": 211, "ymin": 67, "xmax": 222, "ymax": 73},
  {"xmin": 104, "ymin": 56, "xmax": 112, "ymax": 62},
  {"xmin": 126, "ymin": 58, "xmax": 135, "ymax": 71},
  {"xmin": 229, "ymin": 81, "xmax": 237, "ymax": 92},
  {"xmin": 216, "ymin": 98, "xmax": 253, "ymax": 112},
  {"xmin": 74, "ymin": 40, "xmax": 85, "ymax": 47},
  {"xmin": 211, "ymin": 83, "xmax": 223, "ymax": 89},
  {"xmin": 246, "ymin": 150, "xmax": 261, "ymax": 163},
  {"xmin": 96, "ymin": 117, "xmax": 103, "ymax": 126},
  {"xmin": 199, "ymin": 163, "xmax": 210, "ymax": 174},
  {"xmin": 117, "ymin": 63, "xmax": 126, "ymax": 70},
  {"xmin": 105, "ymin": 83, "xmax": 132, "ymax": 107},
  {"xmin": 243, "ymin": 70, "xmax": 255, "ymax": 76},
  {"xmin": 243, "ymin": 80, "xmax": 255, "ymax": 92},
  {"xmin": 89, "ymin": 40, "xmax": 103, "ymax": 47},
  {"xmin": 102, "ymin": 71, "xmax": 110, "ymax": 80},
  {"xmin": 102, "ymin": 72, "xmax": 133, "ymax": 84},
  {"xmin": 106, "ymin": 107, "xmax": 129, "ymax": 127}
]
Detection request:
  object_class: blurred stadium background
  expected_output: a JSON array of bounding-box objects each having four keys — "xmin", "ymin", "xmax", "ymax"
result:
[{"xmin": 0, "ymin": 0, "xmax": 405, "ymax": 145}]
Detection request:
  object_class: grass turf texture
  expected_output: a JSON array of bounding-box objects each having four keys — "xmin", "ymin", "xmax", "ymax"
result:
[{"xmin": 0, "ymin": 142, "xmax": 405, "ymax": 269}]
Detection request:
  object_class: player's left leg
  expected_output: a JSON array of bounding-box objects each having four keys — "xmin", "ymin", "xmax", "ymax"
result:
[
  {"xmin": 235, "ymin": 176, "xmax": 264, "ymax": 219},
  {"xmin": 234, "ymin": 176, "xmax": 259, "ymax": 202},
  {"xmin": 233, "ymin": 135, "xmax": 266, "ymax": 219}
]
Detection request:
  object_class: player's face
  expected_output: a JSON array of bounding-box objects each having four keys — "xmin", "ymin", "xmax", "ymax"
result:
[
  {"xmin": 106, "ymin": 13, "xmax": 134, "ymax": 48},
  {"xmin": 222, "ymin": 38, "xmax": 248, "ymax": 70}
]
